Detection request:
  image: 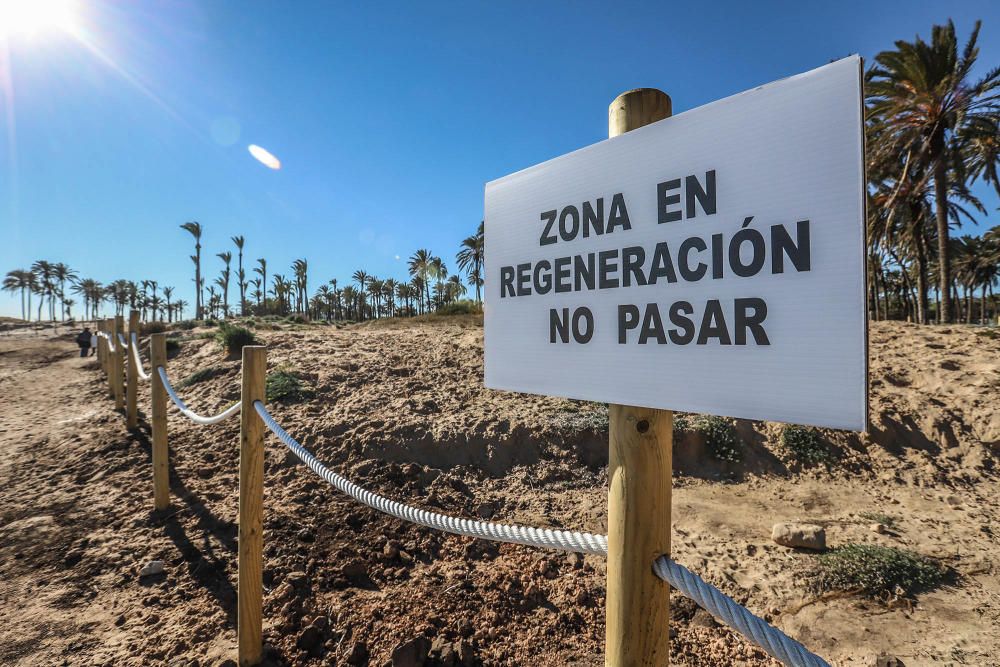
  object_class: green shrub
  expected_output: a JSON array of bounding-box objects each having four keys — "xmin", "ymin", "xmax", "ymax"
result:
[
  {"xmin": 165, "ymin": 339, "xmax": 181, "ymax": 355},
  {"xmin": 172, "ymin": 320, "xmax": 197, "ymax": 331},
  {"xmin": 201, "ymin": 318, "xmax": 218, "ymax": 327},
  {"xmin": 266, "ymin": 369, "xmax": 314, "ymax": 403},
  {"xmin": 692, "ymin": 415, "xmax": 741, "ymax": 462},
  {"xmin": 141, "ymin": 321, "xmax": 168, "ymax": 335},
  {"xmin": 436, "ymin": 300, "xmax": 481, "ymax": 316},
  {"xmin": 818, "ymin": 544, "xmax": 942, "ymax": 598},
  {"xmin": 216, "ymin": 322, "xmax": 258, "ymax": 354},
  {"xmin": 179, "ymin": 366, "xmax": 224, "ymax": 388},
  {"xmin": 781, "ymin": 424, "xmax": 831, "ymax": 465}
]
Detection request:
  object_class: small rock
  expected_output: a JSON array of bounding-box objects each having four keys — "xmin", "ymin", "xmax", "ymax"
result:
[
  {"xmin": 345, "ymin": 641, "xmax": 369, "ymax": 665},
  {"xmin": 475, "ymin": 502, "xmax": 495, "ymax": 519},
  {"xmin": 139, "ymin": 560, "xmax": 165, "ymax": 577},
  {"xmin": 872, "ymin": 653, "xmax": 905, "ymax": 667},
  {"xmin": 691, "ymin": 608, "xmax": 719, "ymax": 628},
  {"xmin": 341, "ymin": 560, "xmax": 368, "ymax": 581},
  {"xmin": 114, "ymin": 613, "xmax": 126, "ymax": 627},
  {"xmin": 391, "ymin": 636, "xmax": 431, "ymax": 667},
  {"xmin": 771, "ymin": 523, "xmax": 826, "ymax": 551},
  {"xmin": 870, "ymin": 523, "xmax": 887, "ymax": 534},
  {"xmin": 296, "ymin": 528, "xmax": 315, "ymax": 543},
  {"xmin": 296, "ymin": 625, "xmax": 323, "ymax": 651},
  {"xmin": 286, "ymin": 571, "xmax": 307, "ymax": 586},
  {"xmin": 384, "ymin": 540, "xmax": 402, "ymax": 559}
]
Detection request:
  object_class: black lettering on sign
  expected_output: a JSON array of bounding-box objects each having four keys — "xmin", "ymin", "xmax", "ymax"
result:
[
  {"xmin": 735, "ymin": 298, "xmax": 770, "ymax": 345},
  {"xmin": 582, "ymin": 199, "xmax": 604, "ymax": 238},
  {"xmin": 657, "ymin": 179, "xmax": 682, "ymax": 224},
  {"xmin": 606, "ymin": 193, "xmax": 632, "ymax": 233},
  {"xmin": 618, "ymin": 304, "xmax": 640, "ymax": 344},
  {"xmin": 559, "ymin": 206, "xmax": 580, "ymax": 242},
  {"xmin": 686, "ymin": 170, "xmax": 717, "ymax": 218},
  {"xmin": 539, "ymin": 210, "xmax": 557, "ymax": 246},
  {"xmin": 500, "ymin": 266, "xmax": 515, "ymax": 298},
  {"xmin": 697, "ymin": 299, "xmax": 732, "ymax": 345},
  {"xmin": 550, "ymin": 308, "xmax": 569, "ymax": 343},
  {"xmin": 668, "ymin": 301, "xmax": 695, "ymax": 344},
  {"xmin": 572, "ymin": 307, "xmax": 594, "ymax": 343},
  {"xmin": 552, "ymin": 307, "xmax": 594, "ymax": 344},
  {"xmin": 639, "ymin": 304, "xmax": 667, "ymax": 344},
  {"xmin": 771, "ymin": 220, "xmax": 811, "ymax": 273}
]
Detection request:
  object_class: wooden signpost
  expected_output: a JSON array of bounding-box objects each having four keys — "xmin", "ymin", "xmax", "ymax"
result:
[
  {"xmin": 483, "ymin": 58, "xmax": 866, "ymax": 665},
  {"xmin": 238, "ymin": 345, "xmax": 266, "ymax": 667},
  {"xmin": 150, "ymin": 333, "xmax": 170, "ymax": 511},
  {"xmin": 112, "ymin": 315, "xmax": 125, "ymax": 411},
  {"xmin": 605, "ymin": 89, "xmax": 673, "ymax": 666},
  {"xmin": 126, "ymin": 310, "xmax": 140, "ymax": 429}
]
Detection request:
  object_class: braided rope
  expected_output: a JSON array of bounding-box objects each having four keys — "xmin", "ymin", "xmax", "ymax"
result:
[
  {"xmin": 129, "ymin": 333, "xmax": 151, "ymax": 382},
  {"xmin": 253, "ymin": 400, "xmax": 828, "ymax": 667},
  {"xmin": 157, "ymin": 366, "xmax": 241, "ymax": 425}
]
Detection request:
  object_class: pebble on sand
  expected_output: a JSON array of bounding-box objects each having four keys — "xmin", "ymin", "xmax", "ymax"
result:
[
  {"xmin": 138, "ymin": 560, "xmax": 165, "ymax": 577},
  {"xmin": 771, "ymin": 523, "xmax": 826, "ymax": 550}
]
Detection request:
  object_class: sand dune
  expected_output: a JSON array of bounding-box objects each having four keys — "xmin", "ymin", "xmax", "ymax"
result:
[{"xmin": 0, "ymin": 317, "xmax": 997, "ymax": 665}]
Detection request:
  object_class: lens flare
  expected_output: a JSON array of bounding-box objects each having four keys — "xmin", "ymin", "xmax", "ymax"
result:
[{"xmin": 248, "ymin": 144, "xmax": 281, "ymax": 170}]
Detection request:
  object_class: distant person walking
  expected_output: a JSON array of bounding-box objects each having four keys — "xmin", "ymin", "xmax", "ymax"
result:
[
  {"xmin": 90, "ymin": 330, "xmax": 98, "ymax": 356},
  {"xmin": 76, "ymin": 327, "xmax": 92, "ymax": 357}
]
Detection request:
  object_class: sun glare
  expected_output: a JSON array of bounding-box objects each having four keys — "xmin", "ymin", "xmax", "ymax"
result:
[{"xmin": 0, "ymin": 0, "xmax": 77, "ymax": 39}]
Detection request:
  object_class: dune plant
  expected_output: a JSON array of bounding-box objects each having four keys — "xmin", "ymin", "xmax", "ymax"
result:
[
  {"xmin": 781, "ymin": 424, "xmax": 832, "ymax": 466},
  {"xmin": 266, "ymin": 368, "xmax": 313, "ymax": 403},
  {"xmin": 818, "ymin": 544, "xmax": 942, "ymax": 599},
  {"xmin": 691, "ymin": 415, "xmax": 742, "ymax": 462},
  {"xmin": 216, "ymin": 322, "xmax": 257, "ymax": 355}
]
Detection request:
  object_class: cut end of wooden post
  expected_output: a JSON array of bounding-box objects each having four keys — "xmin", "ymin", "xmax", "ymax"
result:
[{"xmin": 608, "ymin": 88, "xmax": 672, "ymax": 138}]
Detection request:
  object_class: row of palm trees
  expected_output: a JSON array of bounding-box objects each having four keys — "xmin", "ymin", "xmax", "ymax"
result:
[
  {"xmin": 177, "ymin": 220, "xmax": 484, "ymax": 322},
  {"xmin": 2, "ymin": 265, "xmax": 188, "ymax": 324},
  {"xmin": 866, "ymin": 19, "xmax": 1000, "ymax": 324}
]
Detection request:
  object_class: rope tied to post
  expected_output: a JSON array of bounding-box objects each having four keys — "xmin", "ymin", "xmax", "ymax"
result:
[
  {"xmin": 252, "ymin": 400, "xmax": 830, "ymax": 667},
  {"xmin": 129, "ymin": 333, "xmax": 151, "ymax": 382},
  {"xmin": 157, "ymin": 366, "xmax": 241, "ymax": 425}
]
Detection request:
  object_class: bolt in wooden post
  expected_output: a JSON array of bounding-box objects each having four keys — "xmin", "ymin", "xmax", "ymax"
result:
[
  {"xmin": 112, "ymin": 315, "xmax": 125, "ymax": 411},
  {"xmin": 150, "ymin": 333, "xmax": 170, "ymax": 511},
  {"xmin": 606, "ymin": 88, "xmax": 673, "ymax": 667},
  {"xmin": 127, "ymin": 310, "xmax": 140, "ymax": 429},
  {"xmin": 238, "ymin": 345, "xmax": 266, "ymax": 667}
]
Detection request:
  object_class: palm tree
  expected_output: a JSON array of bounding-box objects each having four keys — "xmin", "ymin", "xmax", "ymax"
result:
[
  {"xmin": 217, "ymin": 251, "xmax": 232, "ymax": 317},
  {"xmin": 162, "ymin": 286, "xmax": 175, "ymax": 322},
  {"xmin": 456, "ymin": 221, "xmax": 484, "ymax": 302},
  {"xmin": 271, "ymin": 274, "xmax": 291, "ymax": 314},
  {"xmin": 352, "ymin": 269, "xmax": 368, "ymax": 321},
  {"xmin": 341, "ymin": 285, "xmax": 357, "ymax": 320},
  {"xmin": 232, "ymin": 235, "xmax": 246, "ymax": 315},
  {"xmin": 429, "ymin": 256, "xmax": 446, "ymax": 311},
  {"xmin": 30, "ymin": 260, "xmax": 55, "ymax": 321},
  {"xmin": 867, "ymin": 20, "xmax": 1000, "ymax": 323},
  {"xmin": 408, "ymin": 249, "xmax": 432, "ymax": 314},
  {"xmin": 52, "ymin": 263, "xmax": 76, "ymax": 320},
  {"xmin": 174, "ymin": 299, "xmax": 188, "ymax": 321},
  {"xmin": 3, "ymin": 269, "xmax": 33, "ymax": 320},
  {"xmin": 445, "ymin": 274, "xmax": 467, "ymax": 303},
  {"xmin": 63, "ymin": 298, "xmax": 75, "ymax": 320},
  {"xmin": 254, "ymin": 258, "xmax": 267, "ymax": 314},
  {"xmin": 180, "ymin": 221, "xmax": 204, "ymax": 318},
  {"xmin": 292, "ymin": 259, "xmax": 308, "ymax": 315}
]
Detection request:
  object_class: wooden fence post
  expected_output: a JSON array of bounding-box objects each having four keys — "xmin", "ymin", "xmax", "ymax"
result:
[
  {"xmin": 127, "ymin": 310, "xmax": 140, "ymax": 429},
  {"xmin": 238, "ymin": 345, "xmax": 266, "ymax": 667},
  {"xmin": 112, "ymin": 315, "xmax": 125, "ymax": 411},
  {"xmin": 96, "ymin": 319, "xmax": 105, "ymax": 369},
  {"xmin": 150, "ymin": 333, "xmax": 170, "ymax": 511},
  {"xmin": 104, "ymin": 318, "xmax": 114, "ymax": 394},
  {"xmin": 606, "ymin": 88, "xmax": 673, "ymax": 667}
]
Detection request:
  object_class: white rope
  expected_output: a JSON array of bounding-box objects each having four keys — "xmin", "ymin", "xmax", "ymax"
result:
[
  {"xmin": 103, "ymin": 331, "xmax": 117, "ymax": 353},
  {"xmin": 117, "ymin": 332, "xmax": 128, "ymax": 348},
  {"xmin": 157, "ymin": 366, "xmax": 241, "ymax": 425},
  {"xmin": 129, "ymin": 333, "xmax": 151, "ymax": 382},
  {"xmin": 253, "ymin": 399, "xmax": 830, "ymax": 667}
]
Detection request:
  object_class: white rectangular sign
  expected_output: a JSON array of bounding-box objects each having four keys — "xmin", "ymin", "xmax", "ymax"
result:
[{"xmin": 483, "ymin": 57, "xmax": 866, "ymax": 431}]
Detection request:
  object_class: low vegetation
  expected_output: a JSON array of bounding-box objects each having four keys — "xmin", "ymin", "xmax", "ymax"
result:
[
  {"xmin": 858, "ymin": 511, "xmax": 897, "ymax": 529},
  {"xmin": 818, "ymin": 544, "xmax": 942, "ymax": 599},
  {"xmin": 216, "ymin": 322, "xmax": 257, "ymax": 354},
  {"xmin": 179, "ymin": 366, "xmax": 224, "ymax": 388},
  {"xmin": 266, "ymin": 368, "xmax": 314, "ymax": 403},
  {"xmin": 690, "ymin": 415, "xmax": 742, "ymax": 462},
  {"xmin": 781, "ymin": 424, "xmax": 832, "ymax": 466}
]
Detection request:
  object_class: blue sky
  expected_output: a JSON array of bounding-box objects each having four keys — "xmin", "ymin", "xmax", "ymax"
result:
[{"xmin": 2, "ymin": 0, "xmax": 998, "ymax": 318}]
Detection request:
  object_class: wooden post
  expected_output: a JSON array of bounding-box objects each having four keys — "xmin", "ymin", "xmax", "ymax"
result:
[
  {"xmin": 126, "ymin": 310, "xmax": 140, "ymax": 429},
  {"xmin": 238, "ymin": 345, "xmax": 266, "ymax": 667},
  {"xmin": 606, "ymin": 88, "xmax": 673, "ymax": 667},
  {"xmin": 150, "ymin": 333, "xmax": 170, "ymax": 511},
  {"xmin": 112, "ymin": 315, "xmax": 125, "ymax": 411},
  {"xmin": 96, "ymin": 319, "xmax": 105, "ymax": 369},
  {"xmin": 103, "ymin": 318, "xmax": 114, "ymax": 394}
]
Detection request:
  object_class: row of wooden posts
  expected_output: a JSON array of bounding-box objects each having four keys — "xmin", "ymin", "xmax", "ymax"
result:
[
  {"xmin": 94, "ymin": 311, "xmax": 266, "ymax": 666},
  {"xmin": 96, "ymin": 77, "xmax": 675, "ymax": 659}
]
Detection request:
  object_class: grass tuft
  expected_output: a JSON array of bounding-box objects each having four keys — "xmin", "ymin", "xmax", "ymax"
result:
[
  {"xmin": 692, "ymin": 415, "xmax": 741, "ymax": 462},
  {"xmin": 216, "ymin": 322, "xmax": 258, "ymax": 354},
  {"xmin": 818, "ymin": 544, "xmax": 942, "ymax": 599},
  {"xmin": 858, "ymin": 511, "xmax": 896, "ymax": 529},
  {"xmin": 266, "ymin": 368, "xmax": 314, "ymax": 403},
  {"xmin": 179, "ymin": 366, "xmax": 224, "ymax": 388},
  {"xmin": 781, "ymin": 424, "xmax": 832, "ymax": 466}
]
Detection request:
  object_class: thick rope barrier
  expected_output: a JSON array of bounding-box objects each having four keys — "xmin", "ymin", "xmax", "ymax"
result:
[
  {"xmin": 128, "ymin": 333, "xmax": 151, "ymax": 382},
  {"xmin": 157, "ymin": 366, "xmax": 241, "ymax": 425},
  {"xmin": 253, "ymin": 400, "xmax": 829, "ymax": 667}
]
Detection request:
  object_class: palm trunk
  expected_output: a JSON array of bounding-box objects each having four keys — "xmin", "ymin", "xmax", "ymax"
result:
[
  {"xmin": 915, "ymin": 233, "xmax": 929, "ymax": 324},
  {"xmin": 932, "ymin": 156, "xmax": 952, "ymax": 323}
]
